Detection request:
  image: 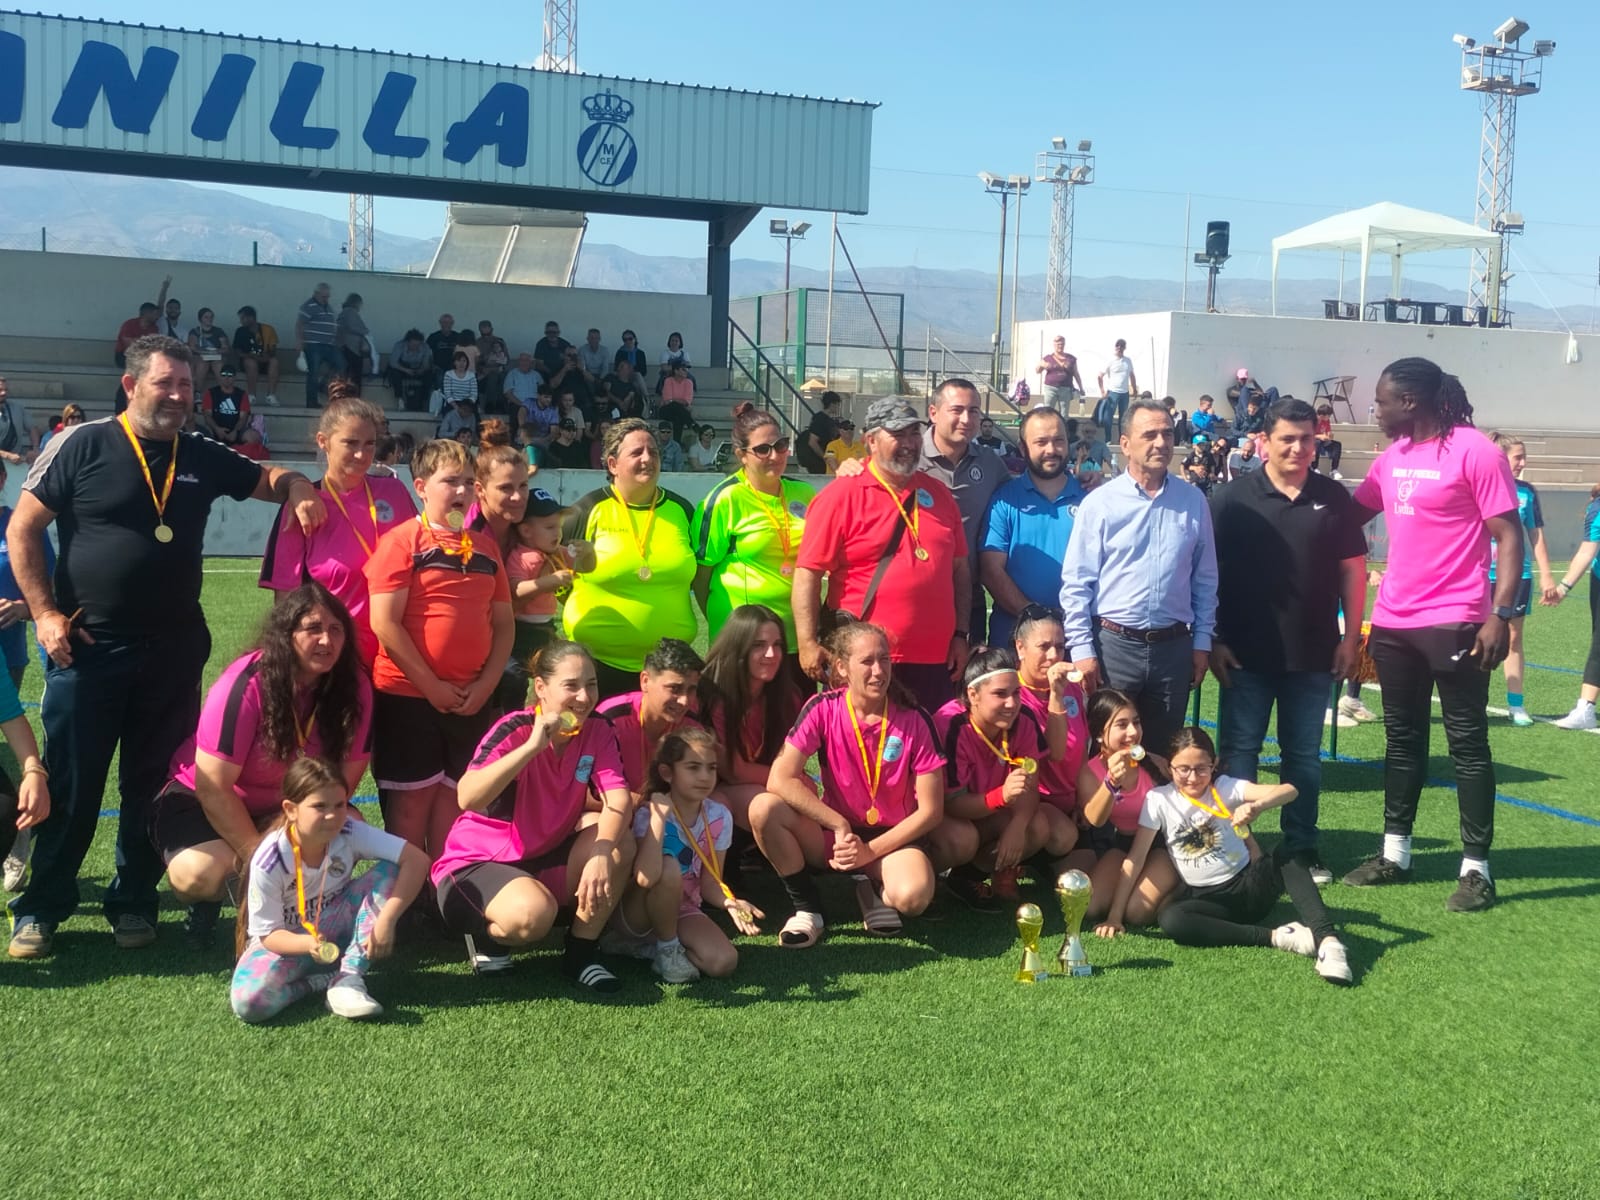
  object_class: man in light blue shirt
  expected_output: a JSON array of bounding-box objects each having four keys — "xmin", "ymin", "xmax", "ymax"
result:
[
  {"xmin": 982, "ymin": 408, "xmax": 1084, "ymax": 647},
  {"xmin": 1060, "ymin": 397, "xmax": 1218, "ymax": 754}
]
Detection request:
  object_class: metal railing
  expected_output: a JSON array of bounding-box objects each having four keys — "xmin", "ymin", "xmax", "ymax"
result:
[
  {"xmin": 927, "ymin": 337, "xmax": 1025, "ymax": 420},
  {"xmin": 726, "ymin": 318, "xmax": 815, "ymax": 440}
]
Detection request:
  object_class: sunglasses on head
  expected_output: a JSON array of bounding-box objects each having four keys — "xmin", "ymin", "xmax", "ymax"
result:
[
  {"xmin": 743, "ymin": 437, "xmax": 791, "ymax": 458},
  {"xmin": 1017, "ymin": 603, "xmax": 1064, "ymax": 623}
]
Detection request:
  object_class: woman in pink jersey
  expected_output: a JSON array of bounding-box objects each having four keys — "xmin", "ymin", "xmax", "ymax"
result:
[
  {"xmin": 1067, "ymin": 688, "xmax": 1180, "ymax": 924},
  {"xmin": 149, "ymin": 584, "xmax": 372, "ymax": 946},
  {"xmin": 750, "ymin": 621, "xmax": 977, "ymax": 948},
  {"xmin": 433, "ymin": 641, "xmax": 636, "ymax": 993},
  {"xmin": 259, "ymin": 393, "xmax": 415, "ymax": 665},
  {"xmin": 1012, "ymin": 604, "xmax": 1089, "ymax": 857}
]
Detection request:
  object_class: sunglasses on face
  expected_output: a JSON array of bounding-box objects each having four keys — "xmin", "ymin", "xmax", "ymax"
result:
[{"xmin": 743, "ymin": 437, "xmax": 791, "ymax": 458}]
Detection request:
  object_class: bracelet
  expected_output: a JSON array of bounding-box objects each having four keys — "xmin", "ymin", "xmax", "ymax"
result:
[
  {"xmin": 954, "ymin": 630, "xmax": 969, "ymax": 639},
  {"xmin": 22, "ymin": 763, "xmax": 47, "ymax": 779},
  {"xmin": 1559, "ymin": 580, "xmax": 1573, "ymax": 594}
]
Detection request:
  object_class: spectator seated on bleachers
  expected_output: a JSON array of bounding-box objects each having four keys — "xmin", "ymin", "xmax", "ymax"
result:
[
  {"xmin": 544, "ymin": 346, "xmax": 592, "ymax": 411},
  {"xmin": 232, "ymin": 305, "xmax": 280, "ymax": 406},
  {"xmin": 187, "ymin": 308, "xmax": 233, "ymax": 394},
  {"xmin": 115, "ymin": 298, "xmax": 162, "ymax": 367},
  {"xmin": 476, "ymin": 320, "xmax": 511, "ymax": 414},
  {"xmin": 502, "ymin": 353, "xmax": 544, "ymax": 417},
  {"xmin": 199, "ymin": 366, "xmax": 254, "ymax": 448},
  {"xmin": 655, "ymin": 332, "xmax": 694, "ymax": 395},
  {"xmin": 657, "ymin": 421, "xmax": 686, "ymax": 472},
  {"xmin": 1315, "ymin": 403, "xmax": 1344, "ymax": 479},
  {"xmin": 387, "ymin": 329, "xmax": 433, "ymax": 412},
  {"xmin": 1191, "ymin": 394, "xmax": 1225, "ymax": 438},
  {"xmin": 439, "ymin": 350, "xmax": 478, "ymax": 413},
  {"xmin": 533, "ymin": 321, "xmax": 573, "ymax": 377},
  {"xmin": 657, "ymin": 363, "xmax": 695, "ymax": 440},
  {"xmin": 437, "ymin": 395, "xmax": 478, "ymax": 442},
  {"xmin": 544, "ymin": 417, "xmax": 592, "ymax": 469},
  {"xmin": 578, "ymin": 328, "xmax": 610, "ymax": 384},
  {"xmin": 613, "ymin": 329, "xmax": 648, "ymax": 376},
  {"xmin": 598, "ymin": 361, "xmax": 647, "ymax": 422},
  {"xmin": 427, "ymin": 314, "xmax": 461, "ymax": 385}
]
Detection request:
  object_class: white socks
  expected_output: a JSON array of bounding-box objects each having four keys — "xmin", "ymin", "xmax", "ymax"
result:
[
  {"xmin": 1461, "ymin": 857, "xmax": 1491, "ymax": 882},
  {"xmin": 1383, "ymin": 834, "xmax": 1412, "ymax": 869},
  {"xmin": 1576, "ymin": 700, "xmax": 1596, "ymax": 717}
]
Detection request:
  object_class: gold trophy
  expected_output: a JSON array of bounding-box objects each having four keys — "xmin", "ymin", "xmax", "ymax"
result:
[
  {"xmin": 1054, "ymin": 870, "xmax": 1093, "ymax": 977},
  {"xmin": 1014, "ymin": 903, "xmax": 1048, "ymax": 984}
]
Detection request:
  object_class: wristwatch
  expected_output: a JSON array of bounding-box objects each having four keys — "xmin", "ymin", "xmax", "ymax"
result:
[{"xmin": 1492, "ymin": 605, "xmax": 1517, "ymax": 621}]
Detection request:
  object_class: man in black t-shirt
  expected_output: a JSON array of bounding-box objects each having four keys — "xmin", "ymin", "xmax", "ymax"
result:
[
  {"xmin": 797, "ymin": 391, "xmax": 843, "ymax": 474},
  {"xmin": 426, "ymin": 314, "xmax": 461, "ymax": 385},
  {"xmin": 5, "ymin": 335, "xmax": 326, "ymax": 960}
]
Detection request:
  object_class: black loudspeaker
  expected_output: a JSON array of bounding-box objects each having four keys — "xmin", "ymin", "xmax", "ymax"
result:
[{"xmin": 1205, "ymin": 221, "xmax": 1230, "ymax": 259}]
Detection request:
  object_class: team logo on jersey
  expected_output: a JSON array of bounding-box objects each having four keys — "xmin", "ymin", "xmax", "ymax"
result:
[
  {"xmin": 575, "ymin": 754, "xmax": 595, "ymax": 783},
  {"xmin": 968, "ymin": 465, "xmax": 983, "ymax": 481},
  {"xmin": 883, "ymin": 735, "xmax": 905, "ymax": 763},
  {"xmin": 788, "ymin": 500, "xmax": 809, "ymax": 519},
  {"xmin": 1395, "ymin": 478, "xmax": 1417, "ymax": 517},
  {"xmin": 916, "ymin": 488, "xmax": 933, "ymax": 509},
  {"xmin": 375, "ymin": 499, "xmax": 395, "ymax": 523},
  {"xmin": 1064, "ymin": 696, "xmax": 1080, "ymax": 719},
  {"xmin": 577, "ymin": 91, "xmax": 639, "ymax": 187}
]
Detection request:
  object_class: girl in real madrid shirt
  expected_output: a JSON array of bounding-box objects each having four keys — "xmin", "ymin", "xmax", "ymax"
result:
[{"xmin": 1097, "ymin": 726, "xmax": 1353, "ymax": 985}]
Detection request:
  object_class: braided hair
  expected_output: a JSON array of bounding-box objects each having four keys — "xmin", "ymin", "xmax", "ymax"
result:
[{"xmin": 1381, "ymin": 357, "xmax": 1475, "ymax": 435}]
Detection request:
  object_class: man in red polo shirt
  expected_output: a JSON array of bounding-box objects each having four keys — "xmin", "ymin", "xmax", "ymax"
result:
[{"xmin": 793, "ymin": 397, "xmax": 971, "ymax": 709}]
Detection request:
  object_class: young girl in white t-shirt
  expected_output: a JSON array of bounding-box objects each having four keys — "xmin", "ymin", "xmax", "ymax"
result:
[
  {"xmin": 1097, "ymin": 726, "xmax": 1353, "ymax": 985},
  {"xmin": 603, "ymin": 727, "xmax": 762, "ymax": 983},
  {"xmin": 231, "ymin": 757, "xmax": 429, "ymax": 1022}
]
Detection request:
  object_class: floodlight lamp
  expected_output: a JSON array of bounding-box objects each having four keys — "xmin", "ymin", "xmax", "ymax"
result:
[
  {"xmin": 790, "ymin": 221, "xmax": 812, "ymax": 237},
  {"xmin": 1008, "ymin": 175, "xmax": 1031, "ymax": 191},
  {"xmin": 1051, "ymin": 136, "xmax": 1066, "ymax": 149},
  {"xmin": 1069, "ymin": 165, "xmax": 1090, "ymax": 183},
  {"xmin": 769, "ymin": 219, "xmax": 788, "ymax": 235},
  {"xmin": 1053, "ymin": 165, "xmax": 1068, "ymax": 179},
  {"xmin": 978, "ymin": 172, "xmax": 999, "ymax": 187},
  {"xmin": 1452, "ymin": 33, "xmax": 1475, "ymax": 48},
  {"xmin": 1493, "ymin": 17, "xmax": 1530, "ymax": 44},
  {"xmin": 1533, "ymin": 39, "xmax": 1555, "ymax": 55},
  {"xmin": 1495, "ymin": 212, "xmax": 1525, "ymax": 232},
  {"xmin": 1194, "ymin": 253, "xmax": 1211, "ymax": 265},
  {"xmin": 1077, "ymin": 140, "xmax": 1092, "ymax": 152}
]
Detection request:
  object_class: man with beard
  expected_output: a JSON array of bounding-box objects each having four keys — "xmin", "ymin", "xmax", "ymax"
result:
[
  {"xmin": 980, "ymin": 408, "xmax": 1085, "ymax": 647},
  {"xmin": 5, "ymin": 336, "xmax": 326, "ymax": 959},
  {"xmin": 793, "ymin": 397, "xmax": 971, "ymax": 708},
  {"xmin": 1059, "ymin": 396, "xmax": 1218, "ymax": 756}
]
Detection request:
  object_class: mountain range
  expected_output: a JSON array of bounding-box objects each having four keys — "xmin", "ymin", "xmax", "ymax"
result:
[{"xmin": 2, "ymin": 166, "xmax": 1594, "ymax": 345}]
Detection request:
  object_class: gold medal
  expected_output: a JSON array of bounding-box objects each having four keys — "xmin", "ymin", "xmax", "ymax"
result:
[
  {"xmin": 118, "ymin": 414, "xmax": 179, "ymax": 545},
  {"xmin": 445, "ymin": 509, "xmax": 465, "ymax": 531},
  {"xmin": 846, "ymin": 694, "xmax": 890, "ymax": 830},
  {"xmin": 914, "ymin": 547, "xmax": 930, "ymax": 561},
  {"xmin": 558, "ymin": 710, "xmax": 580, "ymax": 731},
  {"xmin": 780, "ymin": 565, "xmax": 794, "ymax": 577},
  {"xmin": 1129, "ymin": 744, "xmax": 1147, "ymax": 762},
  {"xmin": 153, "ymin": 523, "xmax": 174, "ymax": 544},
  {"xmin": 1018, "ymin": 756, "xmax": 1038, "ymax": 775},
  {"xmin": 312, "ymin": 939, "xmax": 339, "ymax": 965},
  {"xmin": 1066, "ymin": 669, "xmax": 1084, "ymax": 684},
  {"xmin": 637, "ymin": 565, "xmax": 652, "ymax": 581},
  {"xmin": 864, "ymin": 806, "xmax": 881, "ymax": 826}
]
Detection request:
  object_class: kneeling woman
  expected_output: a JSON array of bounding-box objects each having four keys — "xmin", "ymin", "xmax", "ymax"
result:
[
  {"xmin": 751, "ymin": 621, "xmax": 977, "ymax": 947},
  {"xmin": 151, "ymin": 584, "xmax": 372, "ymax": 942},
  {"xmin": 935, "ymin": 649, "xmax": 1053, "ymax": 904},
  {"xmin": 432, "ymin": 641, "xmax": 636, "ymax": 993},
  {"xmin": 1096, "ymin": 727, "xmax": 1352, "ymax": 985},
  {"xmin": 1012, "ymin": 604, "xmax": 1089, "ymax": 858}
]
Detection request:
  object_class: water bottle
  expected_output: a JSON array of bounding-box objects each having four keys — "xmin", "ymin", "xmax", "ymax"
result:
[{"xmin": 1367, "ymin": 403, "xmax": 1375, "ymax": 425}]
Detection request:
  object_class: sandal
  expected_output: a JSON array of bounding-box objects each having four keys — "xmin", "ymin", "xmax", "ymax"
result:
[
  {"xmin": 854, "ymin": 876, "xmax": 903, "ymax": 936},
  {"xmin": 779, "ymin": 910, "xmax": 825, "ymax": 949}
]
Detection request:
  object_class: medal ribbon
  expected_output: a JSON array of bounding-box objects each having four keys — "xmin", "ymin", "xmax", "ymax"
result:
[
  {"xmin": 419, "ymin": 512, "xmax": 473, "ymax": 567},
  {"xmin": 292, "ymin": 701, "xmax": 317, "ymax": 751},
  {"xmin": 671, "ymin": 802, "xmax": 736, "ymax": 902},
  {"xmin": 612, "ymin": 486, "xmax": 660, "ymax": 573},
  {"xmin": 742, "ymin": 474, "xmax": 794, "ymax": 570},
  {"xmin": 867, "ymin": 462, "xmax": 925, "ymax": 559},
  {"xmin": 289, "ymin": 827, "xmax": 329, "ymax": 943},
  {"xmin": 324, "ymin": 477, "xmax": 380, "ymax": 557},
  {"xmin": 846, "ymin": 694, "xmax": 890, "ymax": 803},
  {"xmin": 1187, "ymin": 785, "xmax": 1249, "ymax": 835},
  {"xmin": 117, "ymin": 413, "xmax": 177, "ymax": 530},
  {"xmin": 969, "ymin": 719, "xmax": 1028, "ymax": 771}
]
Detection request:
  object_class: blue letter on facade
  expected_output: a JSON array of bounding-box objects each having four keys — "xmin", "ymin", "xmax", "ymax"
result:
[
  {"xmin": 191, "ymin": 54, "xmax": 256, "ymax": 142},
  {"xmin": 269, "ymin": 62, "xmax": 338, "ymax": 150},
  {"xmin": 0, "ymin": 32, "xmax": 23, "ymax": 124},
  {"xmin": 52, "ymin": 40, "xmax": 179, "ymax": 133},
  {"xmin": 443, "ymin": 82, "xmax": 528, "ymax": 168},
  {"xmin": 362, "ymin": 72, "xmax": 428, "ymax": 158}
]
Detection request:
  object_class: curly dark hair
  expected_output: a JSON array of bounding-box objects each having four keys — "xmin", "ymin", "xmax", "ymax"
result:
[{"xmin": 252, "ymin": 584, "xmax": 363, "ymax": 765}]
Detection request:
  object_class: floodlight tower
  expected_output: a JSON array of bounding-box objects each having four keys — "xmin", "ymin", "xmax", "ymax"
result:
[
  {"xmin": 542, "ymin": 0, "xmax": 577, "ymax": 72},
  {"xmin": 980, "ymin": 172, "xmax": 1030, "ymax": 388},
  {"xmin": 1455, "ymin": 18, "xmax": 1552, "ymax": 322},
  {"xmin": 346, "ymin": 194, "xmax": 374, "ymax": 272},
  {"xmin": 1036, "ymin": 138, "xmax": 1095, "ymax": 320}
]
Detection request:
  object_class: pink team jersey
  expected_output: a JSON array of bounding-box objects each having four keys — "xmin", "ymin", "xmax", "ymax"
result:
[
  {"xmin": 169, "ymin": 651, "xmax": 374, "ymax": 817},
  {"xmin": 1017, "ymin": 681, "xmax": 1089, "ymax": 814},
  {"xmin": 430, "ymin": 710, "xmax": 630, "ymax": 887},
  {"xmin": 1083, "ymin": 755, "xmax": 1155, "ymax": 835},
  {"xmin": 933, "ymin": 700, "xmax": 1046, "ymax": 799},
  {"xmin": 258, "ymin": 474, "xmax": 416, "ymax": 664},
  {"xmin": 594, "ymin": 692, "xmax": 702, "ymax": 794},
  {"xmin": 1352, "ymin": 428, "xmax": 1518, "ymax": 629},
  {"xmin": 785, "ymin": 690, "xmax": 945, "ymax": 828}
]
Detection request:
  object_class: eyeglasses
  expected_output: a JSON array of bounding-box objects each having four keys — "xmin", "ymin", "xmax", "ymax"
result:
[
  {"xmin": 743, "ymin": 437, "xmax": 791, "ymax": 458},
  {"xmin": 1171, "ymin": 764, "xmax": 1214, "ymax": 779}
]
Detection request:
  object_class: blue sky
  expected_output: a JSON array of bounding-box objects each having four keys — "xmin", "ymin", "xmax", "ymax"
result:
[{"xmin": 53, "ymin": 0, "xmax": 1600, "ymax": 307}]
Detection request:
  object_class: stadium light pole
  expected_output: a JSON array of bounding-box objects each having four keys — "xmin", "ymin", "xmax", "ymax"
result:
[
  {"xmin": 770, "ymin": 218, "xmax": 812, "ymax": 347},
  {"xmin": 1037, "ymin": 139, "xmax": 1095, "ymax": 320},
  {"xmin": 981, "ymin": 173, "xmax": 1029, "ymax": 390}
]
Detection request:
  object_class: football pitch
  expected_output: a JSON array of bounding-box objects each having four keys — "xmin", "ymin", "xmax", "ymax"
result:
[{"xmin": 4, "ymin": 562, "xmax": 1597, "ymax": 1198}]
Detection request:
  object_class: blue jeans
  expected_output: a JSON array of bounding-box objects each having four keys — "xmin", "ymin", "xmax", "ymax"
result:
[
  {"xmin": 1095, "ymin": 391, "xmax": 1129, "ymax": 436},
  {"xmin": 1215, "ymin": 667, "xmax": 1328, "ymax": 855},
  {"xmin": 302, "ymin": 343, "xmax": 342, "ymax": 408}
]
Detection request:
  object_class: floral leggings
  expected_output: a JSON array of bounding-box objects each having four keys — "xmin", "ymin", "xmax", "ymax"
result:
[{"xmin": 230, "ymin": 861, "xmax": 396, "ymax": 1023}]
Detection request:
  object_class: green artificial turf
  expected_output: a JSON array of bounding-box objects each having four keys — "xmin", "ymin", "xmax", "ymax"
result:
[{"xmin": 3, "ymin": 562, "xmax": 1598, "ymax": 1199}]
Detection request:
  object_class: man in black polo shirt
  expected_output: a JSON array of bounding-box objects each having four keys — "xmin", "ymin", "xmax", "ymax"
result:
[
  {"xmin": 1209, "ymin": 397, "xmax": 1368, "ymax": 883},
  {"xmin": 5, "ymin": 335, "xmax": 326, "ymax": 959},
  {"xmin": 796, "ymin": 391, "xmax": 842, "ymax": 475}
]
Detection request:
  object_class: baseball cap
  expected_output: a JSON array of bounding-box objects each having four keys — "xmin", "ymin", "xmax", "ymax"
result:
[
  {"xmin": 838, "ymin": 419, "xmax": 856, "ymax": 430},
  {"xmin": 526, "ymin": 487, "xmax": 562, "ymax": 517},
  {"xmin": 1235, "ymin": 368, "xmax": 1249, "ymax": 380},
  {"xmin": 558, "ymin": 418, "xmax": 578, "ymax": 430},
  {"xmin": 219, "ymin": 365, "xmax": 236, "ymax": 377},
  {"xmin": 862, "ymin": 397, "xmax": 923, "ymax": 434}
]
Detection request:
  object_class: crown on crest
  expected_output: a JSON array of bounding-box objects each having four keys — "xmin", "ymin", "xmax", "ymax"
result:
[{"xmin": 582, "ymin": 91, "xmax": 634, "ymax": 124}]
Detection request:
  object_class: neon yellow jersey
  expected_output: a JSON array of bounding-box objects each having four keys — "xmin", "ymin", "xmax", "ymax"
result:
[
  {"xmin": 691, "ymin": 471, "xmax": 817, "ymax": 648},
  {"xmin": 562, "ymin": 486, "xmax": 698, "ymax": 671}
]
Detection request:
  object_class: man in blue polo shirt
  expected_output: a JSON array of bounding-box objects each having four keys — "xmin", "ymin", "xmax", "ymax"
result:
[{"xmin": 982, "ymin": 408, "xmax": 1084, "ymax": 646}]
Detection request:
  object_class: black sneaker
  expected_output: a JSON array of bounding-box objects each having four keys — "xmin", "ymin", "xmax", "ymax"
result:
[
  {"xmin": 1342, "ymin": 854, "xmax": 1412, "ymax": 888},
  {"xmin": 183, "ymin": 901, "xmax": 222, "ymax": 949},
  {"xmin": 943, "ymin": 867, "xmax": 1003, "ymax": 913},
  {"xmin": 1445, "ymin": 870, "xmax": 1496, "ymax": 913},
  {"xmin": 1291, "ymin": 849, "xmax": 1334, "ymax": 887}
]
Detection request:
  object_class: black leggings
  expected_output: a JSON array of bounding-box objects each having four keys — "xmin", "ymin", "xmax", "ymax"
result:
[
  {"xmin": 1584, "ymin": 578, "xmax": 1600, "ymax": 690},
  {"xmin": 1158, "ymin": 846, "xmax": 1334, "ymax": 948},
  {"xmin": 1317, "ymin": 439, "xmax": 1343, "ymax": 471},
  {"xmin": 1369, "ymin": 623, "xmax": 1494, "ymax": 858}
]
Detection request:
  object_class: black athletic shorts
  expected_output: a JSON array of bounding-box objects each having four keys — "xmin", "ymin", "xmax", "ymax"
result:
[
  {"xmin": 435, "ymin": 840, "xmax": 577, "ymax": 935},
  {"xmin": 372, "ymin": 691, "xmax": 500, "ymax": 790}
]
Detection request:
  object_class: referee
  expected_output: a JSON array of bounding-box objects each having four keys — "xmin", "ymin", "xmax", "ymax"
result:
[{"xmin": 7, "ymin": 335, "xmax": 326, "ymax": 958}]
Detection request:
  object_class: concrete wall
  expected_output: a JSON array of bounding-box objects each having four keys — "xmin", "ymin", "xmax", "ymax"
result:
[
  {"xmin": 1013, "ymin": 312, "xmax": 1172, "ymax": 401},
  {"xmin": 0, "ymin": 249, "xmax": 714, "ymax": 367}
]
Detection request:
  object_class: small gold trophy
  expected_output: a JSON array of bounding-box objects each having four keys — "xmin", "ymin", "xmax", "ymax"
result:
[
  {"xmin": 1014, "ymin": 903, "xmax": 1048, "ymax": 984},
  {"xmin": 1054, "ymin": 870, "xmax": 1093, "ymax": 977}
]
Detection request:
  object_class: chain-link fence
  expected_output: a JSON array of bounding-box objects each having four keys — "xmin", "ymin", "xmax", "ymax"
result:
[{"xmin": 0, "ymin": 230, "xmax": 428, "ymax": 274}]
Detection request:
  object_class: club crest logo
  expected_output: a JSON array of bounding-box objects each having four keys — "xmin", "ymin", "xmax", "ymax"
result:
[
  {"xmin": 575, "ymin": 754, "xmax": 595, "ymax": 783},
  {"xmin": 883, "ymin": 735, "xmax": 905, "ymax": 763},
  {"xmin": 375, "ymin": 499, "xmax": 395, "ymax": 523},
  {"xmin": 788, "ymin": 500, "xmax": 809, "ymax": 519},
  {"xmin": 577, "ymin": 91, "xmax": 638, "ymax": 187},
  {"xmin": 1397, "ymin": 479, "xmax": 1417, "ymax": 504},
  {"xmin": 916, "ymin": 488, "xmax": 933, "ymax": 509}
]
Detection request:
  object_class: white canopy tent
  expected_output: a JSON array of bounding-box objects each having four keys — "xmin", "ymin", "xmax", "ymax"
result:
[{"xmin": 1270, "ymin": 202, "xmax": 1503, "ymax": 319}]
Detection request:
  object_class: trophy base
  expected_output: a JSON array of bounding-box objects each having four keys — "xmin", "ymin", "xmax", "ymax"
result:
[
  {"xmin": 1057, "ymin": 962, "xmax": 1093, "ymax": 978},
  {"xmin": 1016, "ymin": 949, "xmax": 1048, "ymax": 984}
]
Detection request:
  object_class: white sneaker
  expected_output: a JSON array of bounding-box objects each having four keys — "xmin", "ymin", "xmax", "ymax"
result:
[
  {"xmin": 325, "ymin": 976, "xmax": 383, "ymax": 1019},
  {"xmin": 598, "ymin": 929, "xmax": 654, "ymax": 960},
  {"xmin": 3, "ymin": 827, "xmax": 30, "ymax": 891},
  {"xmin": 652, "ymin": 940, "xmax": 700, "ymax": 983},
  {"xmin": 1271, "ymin": 921, "xmax": 1316, "ymax": 957},
  {"xmin": 1509, "ymin": 707, "xmax": 1534, "ymax": 728},
  {"xmin": 464, "ymin": 935, "xmax": 512, "ymax": 974},
  {"xmin": 1553, "ymin": 705, "xmax": 1598, "ymax": 731},
  {"xmin": 265, "ymin": 393, "xmax": 280, "ymax": 406},
  {"xmin": 1331, "ymin": 470, "xmax": 1345, "ymax": 481},
  {"xmin": 1324, "ymin": 707, "xmax": 1357, "ymax": 728},
  {"xmin": 1316, "ymin": 938, "xmax": 1353, "ymax": 985},
  {"xmin": 1338, "ymin": 695, "xmax": 1379, "ymax": 723}
]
